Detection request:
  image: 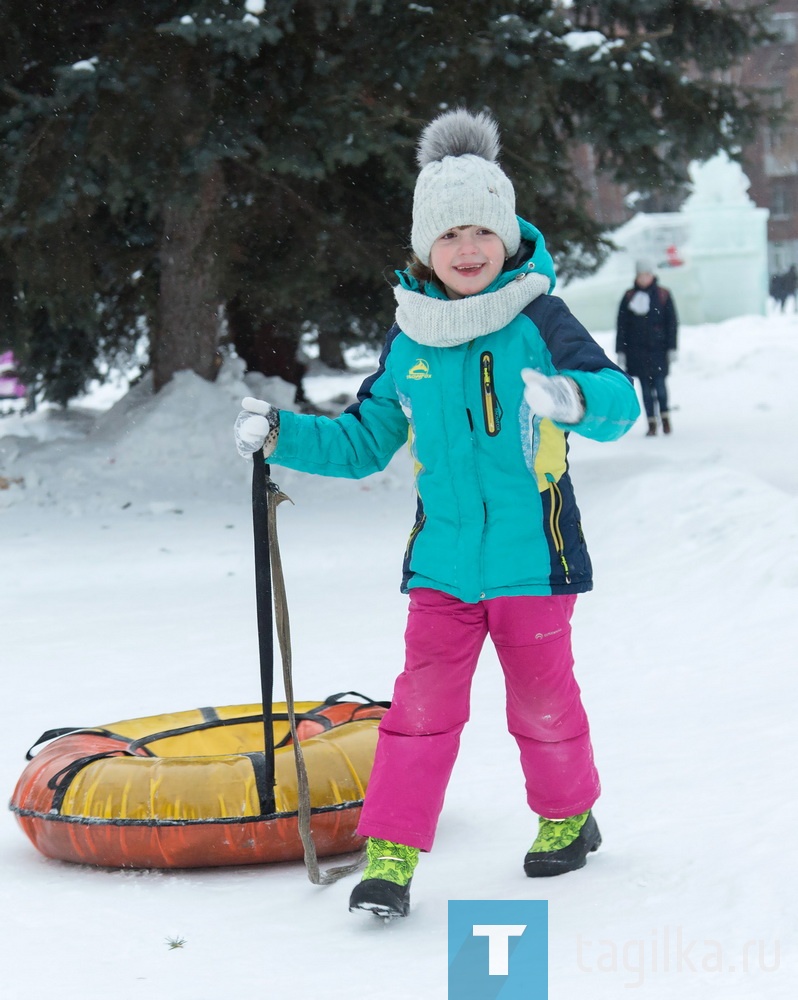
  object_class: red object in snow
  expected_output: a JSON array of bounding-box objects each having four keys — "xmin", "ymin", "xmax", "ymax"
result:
[{"xmin": 665, "ymin": 245, "xmax": 684, "ymax": 267}]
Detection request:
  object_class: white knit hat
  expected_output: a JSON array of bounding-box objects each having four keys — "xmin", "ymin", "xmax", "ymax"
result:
[
  {"xmin": 411, "ymin": 109, "xmax": 521, "ymax": 266},
  {"xmin": 635, "ymin": 257, "xmax": 656, "ymax": 275}
]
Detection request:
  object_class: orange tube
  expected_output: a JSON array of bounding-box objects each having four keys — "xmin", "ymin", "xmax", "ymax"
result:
[{"xmin": 9, "ymin": 699, "xmax": 386, "ymax": 869}]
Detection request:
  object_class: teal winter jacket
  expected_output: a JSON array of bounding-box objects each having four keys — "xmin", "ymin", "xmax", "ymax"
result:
[{"xmin": 272, "ymin": 219, "xmax": 640, "ymax": 603}]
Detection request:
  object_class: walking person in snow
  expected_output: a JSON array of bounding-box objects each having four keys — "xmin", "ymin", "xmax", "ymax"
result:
[
  {"xmin": 235, "ymin": 110, "xmax": 640, "ymax": 918},
  {"xmin": 615, "ymin": 259, "xmax": 679, "ymax": 436}
]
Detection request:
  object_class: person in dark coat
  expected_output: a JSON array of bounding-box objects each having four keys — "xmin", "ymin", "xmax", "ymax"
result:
[{"xmin": 616, "ymin": 258, "xmax": 679, "ymax": 435}]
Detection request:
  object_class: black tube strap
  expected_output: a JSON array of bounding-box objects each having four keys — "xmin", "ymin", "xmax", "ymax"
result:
[
  {"xmin": 251, "ymin": 456, "xmax": 366, "ymax": 884},
  {"xmin": 252, "ymin": 455, "xmax": 279, "ymax": 816}
]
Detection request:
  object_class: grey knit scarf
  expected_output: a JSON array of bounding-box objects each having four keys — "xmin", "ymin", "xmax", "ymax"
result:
[{"xmin": 393, "ymin": 271, "xmax": 550, "ymax": 348}]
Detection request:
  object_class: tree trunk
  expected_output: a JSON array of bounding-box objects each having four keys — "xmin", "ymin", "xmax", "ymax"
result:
[
  {"xmin": 317, "ymin": 326, "xmax": 347, "ymax": 370},
  {"xmin": 152, "ymin": 166, "xmax": 224, "ymax": 392}
]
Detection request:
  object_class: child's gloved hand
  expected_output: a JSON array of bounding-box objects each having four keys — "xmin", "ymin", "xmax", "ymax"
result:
[
  {"xmin": 234, "ymin": 397, "xmax": 280, "ymax": 458},
  {"xmin": 521, "ymin": 369, "xmax": 585, "ymax": 424},
  {"xmin": 616, "ymin": 352, "xmax": 627, "ymax": 371}
]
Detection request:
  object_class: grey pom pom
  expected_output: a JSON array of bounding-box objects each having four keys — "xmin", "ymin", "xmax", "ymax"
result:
[{"xmin": 416, "ymin": 109, "xmax": 501, "ymax": 168}]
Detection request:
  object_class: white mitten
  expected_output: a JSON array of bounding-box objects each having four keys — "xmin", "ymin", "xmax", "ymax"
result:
[
  {"xmin": 234, "ymin": 396, "xmax": 280, "ymax": 458},
  {"xmin": 616, "ymin": 353, "xmax": 626, "ymax": 371},
  {"xmin": 521, "ymin": 369, "xmax": 585, "ymax": 424}
]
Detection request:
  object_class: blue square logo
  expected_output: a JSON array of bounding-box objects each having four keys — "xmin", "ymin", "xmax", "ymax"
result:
[{"xmin": 448, "ymin": 900, "xmax": 548, "ymax": 999}]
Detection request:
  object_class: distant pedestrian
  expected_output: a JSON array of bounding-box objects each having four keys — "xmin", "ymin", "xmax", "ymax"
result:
[
  {"xmin": 770, "ymin": 265, "xmax": 797, "ymax": 313},
  {"xmin": 616, "ymin": 259, "xmax": 678, "ymax": 436},
  {"xmin": 787, "ymin": 265, "xmax": 798, "ymax": 308}
]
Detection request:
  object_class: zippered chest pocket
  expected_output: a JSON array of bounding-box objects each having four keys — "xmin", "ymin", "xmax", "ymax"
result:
[{"xmin": 480, "ymin": 351, "xmax": 502, "ymax": 436}]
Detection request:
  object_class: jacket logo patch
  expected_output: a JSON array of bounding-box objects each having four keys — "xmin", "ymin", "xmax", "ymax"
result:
[{"xmin": 407, "ymin": 358, "xmax": 431, "ymax": 380}]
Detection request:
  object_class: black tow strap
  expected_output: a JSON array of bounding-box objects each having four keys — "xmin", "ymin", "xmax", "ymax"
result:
[
  {"xmin": 251, "ymin": 453, "xmax": 365, "ymax": 885},
  {"xmin": 252, "ymin": 453, "xmax": 278, "ymax": 818}
]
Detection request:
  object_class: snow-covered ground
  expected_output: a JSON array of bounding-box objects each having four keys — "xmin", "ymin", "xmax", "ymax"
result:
[{"xmin": 2, "ymin": 311, "xmax": 796, "ymax": 998}]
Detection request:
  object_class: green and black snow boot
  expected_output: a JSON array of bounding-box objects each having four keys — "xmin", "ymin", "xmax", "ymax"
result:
[
  {"xmin": 348, "ymin": 837, "xmax": 419, "ymax": 918},
  {"xmin": 523, "ymin": 810, "xmax": 601, "ymax": 878}
]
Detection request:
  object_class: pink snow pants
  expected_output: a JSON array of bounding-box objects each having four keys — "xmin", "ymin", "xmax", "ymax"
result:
[{"xmin": 357, "ymin": 588, "xmax": 600, "ymax": 851}]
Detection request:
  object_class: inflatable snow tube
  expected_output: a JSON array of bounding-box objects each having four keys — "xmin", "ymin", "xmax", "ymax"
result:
[{"xmin": 9, "ymin": 694, "xmax": 387, "ymax": 869}]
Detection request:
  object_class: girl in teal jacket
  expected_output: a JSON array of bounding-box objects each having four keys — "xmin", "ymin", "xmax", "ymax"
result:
[{"xmin": 235, "ymin": 110, "xmax": 640, "ymax": 918}]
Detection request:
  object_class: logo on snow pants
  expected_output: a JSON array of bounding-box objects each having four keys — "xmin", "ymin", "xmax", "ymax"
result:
[{"xmin": 448, "ymin": 899, "xmax": 548, "ymax": 998}]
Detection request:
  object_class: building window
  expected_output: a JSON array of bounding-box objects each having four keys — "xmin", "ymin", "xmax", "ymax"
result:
[
  {"xmin": 769, "ymin": 12, "xmax": 798, "ymax": 45},
  {"xmin": 771, "ymin": 183, "xmax": 793, "ymax": 220}
]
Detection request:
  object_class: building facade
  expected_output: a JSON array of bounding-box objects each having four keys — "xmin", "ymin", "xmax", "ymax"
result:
[
  {"xmin": 571, "ymin": 1, "xmax": 798, "ymax": 277},
  {"xmin": 738, "ymin": 0, "xmax": 798, "ymax": 273}
]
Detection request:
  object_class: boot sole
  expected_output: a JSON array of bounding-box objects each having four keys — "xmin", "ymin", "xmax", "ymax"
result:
[
  {"xmin": 349, "ymin": 878, "xmax": 410, "ymax": 918},
  {"xmin": 349, "ymin": 899, "xmax": 409, "ymax": 919}
]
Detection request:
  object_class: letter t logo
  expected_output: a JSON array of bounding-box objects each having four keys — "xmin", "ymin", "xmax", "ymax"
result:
[
  {"xmin": 449, "ymin": 900, "xmax": 547, "ymax": 998},
  {"xmin": 472, "ymin": 924, "xmax": 527, "ymax": 975}
]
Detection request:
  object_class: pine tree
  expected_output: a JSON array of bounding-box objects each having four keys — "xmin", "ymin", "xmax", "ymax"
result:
[{"xmin": 0, "ymin": 0, "xmax": 775, "ymax": 404}]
